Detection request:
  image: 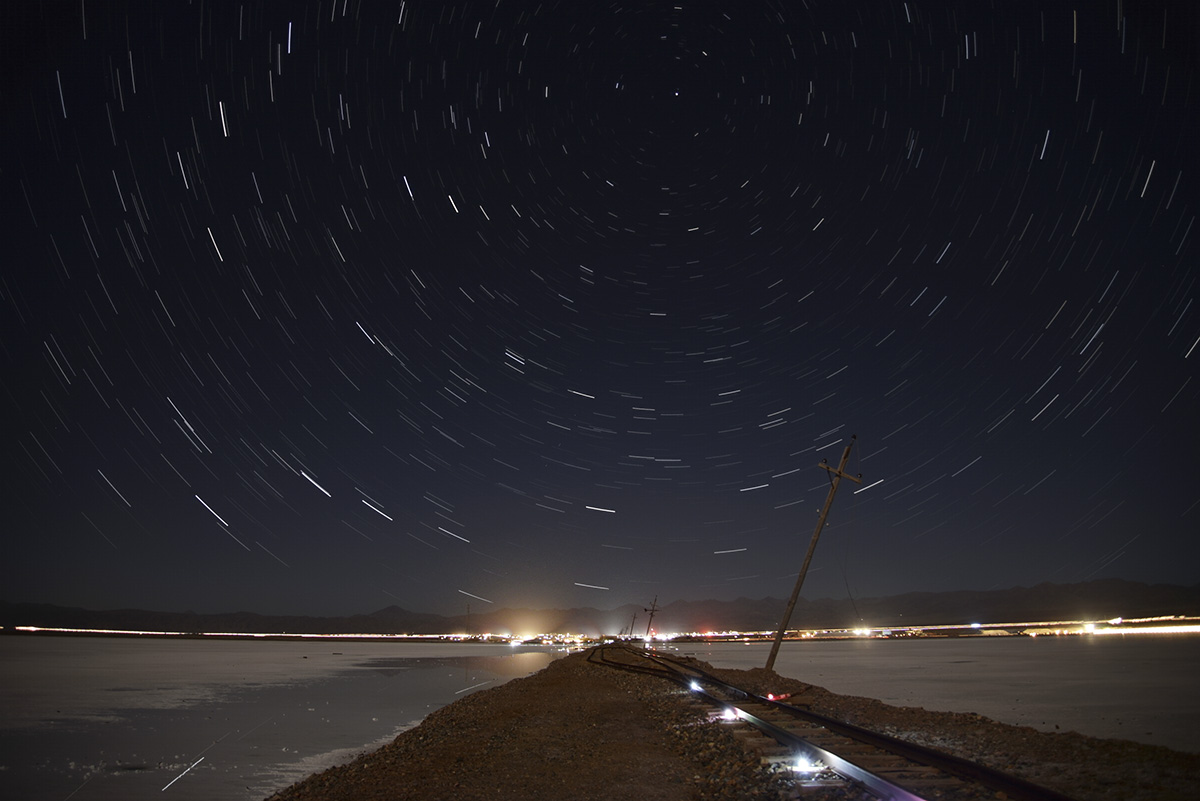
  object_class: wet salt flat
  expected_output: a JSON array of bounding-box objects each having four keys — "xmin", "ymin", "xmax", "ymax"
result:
[
  {"xmin": 0, "ymin": 636, "xmax": 559, "ymax": 801},
  {"xmin": 3, "ymin": 634, "xmax": 1197, "ymax": 801},
  {"xmin": 687, "ymin": 634, "xmax": 1200, "ymax": 753}
]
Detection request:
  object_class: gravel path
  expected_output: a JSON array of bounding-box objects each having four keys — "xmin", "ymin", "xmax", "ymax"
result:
[{"xmin": 265, "ymin": 648, "xmax": 1199, "ymax": 801}]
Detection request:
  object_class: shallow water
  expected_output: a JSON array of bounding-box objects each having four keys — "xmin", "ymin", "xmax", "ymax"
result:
[
  {"xmin": 683, "ymin": 634, "xmax": 1200, "ymax": 753},
  {"xmin": 4, "ymin": 633, "xmax": 1196, "ymax": 800},
  {"xmin": 0, "ymin": 637, "xmax": 559, "ymax": 801}
]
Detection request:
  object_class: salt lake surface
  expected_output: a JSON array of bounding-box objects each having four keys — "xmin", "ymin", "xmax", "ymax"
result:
[
  {"xmin": 0, "ymin": 636, "xmax": 559, "ymax": 801},
  {"xmin": 685, "ymin": 634, "xmax": 1200, "ymax": 753},
  {"xmin": 2, "ymin": 633, "xmax": 1196, "ymax": 801}
]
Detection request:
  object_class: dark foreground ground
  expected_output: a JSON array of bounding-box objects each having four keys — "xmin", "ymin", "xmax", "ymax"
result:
[{"xmin": 265, "ymin": 648, "xmax": 1198, "ymax": 801}]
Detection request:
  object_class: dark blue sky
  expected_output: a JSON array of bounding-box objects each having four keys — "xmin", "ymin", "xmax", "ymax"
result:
[{"xmin": 4, "ymin": 1, "xmax": 1197, "ymax": 617}]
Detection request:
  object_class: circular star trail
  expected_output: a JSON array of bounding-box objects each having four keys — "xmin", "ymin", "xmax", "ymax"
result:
[{"xmin": 3, "ymin": 1, "xmax": 1197, "ymax": 616}]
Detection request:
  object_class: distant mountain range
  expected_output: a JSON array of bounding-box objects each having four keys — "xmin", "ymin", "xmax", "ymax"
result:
[{"xmin": 3, "ymin": 579, "xmax": 1198, "ymax": 637}]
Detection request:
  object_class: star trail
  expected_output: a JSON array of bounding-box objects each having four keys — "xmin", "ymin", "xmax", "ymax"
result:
[{"xmin": 4, "ymin": 1, "xmax": 1197, "ymax": 617}]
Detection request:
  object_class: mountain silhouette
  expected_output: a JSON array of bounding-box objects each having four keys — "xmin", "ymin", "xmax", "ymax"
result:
[{"xmin": 3, "ymin": 579, "xmax": 1197, "ymax": 637}]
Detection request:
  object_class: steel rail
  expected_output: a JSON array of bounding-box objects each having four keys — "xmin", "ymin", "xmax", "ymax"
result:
[
  {"xmin": 596, "ymin": 645, "xmax": 1081, "ymax": 801},
  {"xmin": 594, "ymin": 647, "xmax": 929, "ymax": 800},
  {"xmin": 639, "ymin": 647, "xmax": 1082, "ymax": 801},
  {"xmin": 692, "ymin": 682, "xmax": 929, "ymax": 801}
]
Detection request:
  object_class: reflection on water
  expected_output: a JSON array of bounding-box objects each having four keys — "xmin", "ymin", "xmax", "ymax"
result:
[{"xmin": 354, "ymin": 651, "xmax": 556, "ymax": 679}]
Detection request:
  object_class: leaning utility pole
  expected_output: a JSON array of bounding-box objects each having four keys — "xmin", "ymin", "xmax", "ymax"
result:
[
  {"xmin": 644, "ymin": 595, "xmax": 660, "ymax": 639},
  {"xmin": 765, "ymin": 435, "xmax": 863, "ymax": 672}
]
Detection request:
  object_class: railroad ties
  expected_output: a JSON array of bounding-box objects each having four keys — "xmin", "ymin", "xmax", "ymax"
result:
[{"xmin": 590, "ymin": 645, "xmax": 1081, "ymax": 801}]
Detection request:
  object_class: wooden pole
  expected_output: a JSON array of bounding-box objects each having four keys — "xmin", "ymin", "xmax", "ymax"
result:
[
  {"xmin": 765, "ymin": 435, "xmax": 862, "ymax": 672},
  {"xmin": 644, "ymin": 596, "xmax": 659, "ymax": 639}
]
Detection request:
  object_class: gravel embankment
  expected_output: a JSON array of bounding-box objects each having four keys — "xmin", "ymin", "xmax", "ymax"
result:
[{"xmin": 265, "ymin": 648, "xmax": 1199, "ymax": 801}]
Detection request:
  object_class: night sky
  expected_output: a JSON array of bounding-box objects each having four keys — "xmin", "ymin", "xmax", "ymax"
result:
[{"xmin": 4, "ymin": 1, "xmax": 1197, "ymax": 619}]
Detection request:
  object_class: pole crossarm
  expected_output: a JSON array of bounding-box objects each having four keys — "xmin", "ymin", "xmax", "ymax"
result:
[
  {"xmin": 765, "ymin": 435, "xmax": 862, "ymax": 672},
  {"xmin": 821, "ymin": 460, "xmax": 863, "ymax": 483}
]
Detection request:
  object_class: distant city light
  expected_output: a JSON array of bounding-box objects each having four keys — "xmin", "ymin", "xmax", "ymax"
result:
[{"xmin": 8, "ymin": 614, "xmax": 1200, "ymax": 643}]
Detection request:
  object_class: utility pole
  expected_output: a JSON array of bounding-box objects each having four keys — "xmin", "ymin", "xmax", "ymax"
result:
[
  {"xmin": 765, "ymin": 435, "xmax": 863, "ymax": 672},
  {"xmin": 644, "ymin": 595, "xmax": 660, "ymax": 639}
]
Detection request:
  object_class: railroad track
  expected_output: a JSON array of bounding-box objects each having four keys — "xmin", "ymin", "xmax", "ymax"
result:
[{"xmin": 590, "ymin": 644, "xmax": 1080, "ymax": 801}]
